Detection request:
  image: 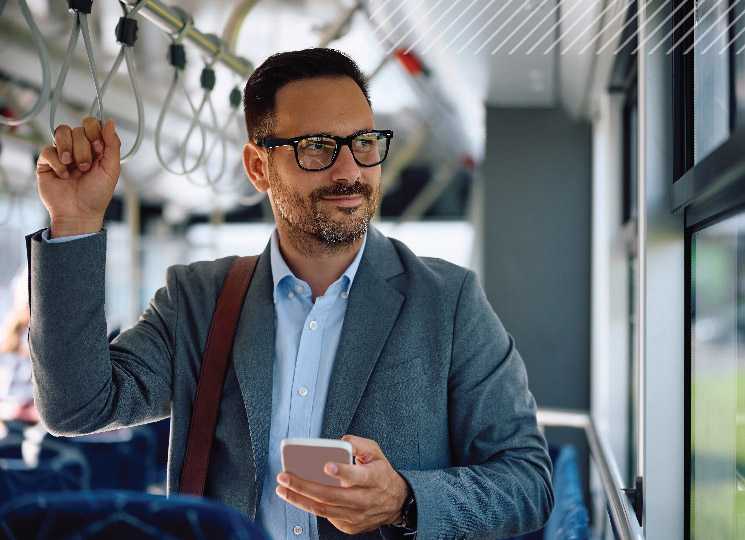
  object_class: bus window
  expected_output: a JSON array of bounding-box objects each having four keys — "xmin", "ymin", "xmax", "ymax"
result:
[{"xmin": 690, "ymin": 213, "xmax": 745, "ymax": 539}]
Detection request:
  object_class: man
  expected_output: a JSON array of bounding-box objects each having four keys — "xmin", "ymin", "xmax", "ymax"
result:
[{"xmin": 30, "ymin": 48, "xmax": 553, "ymax": 539}]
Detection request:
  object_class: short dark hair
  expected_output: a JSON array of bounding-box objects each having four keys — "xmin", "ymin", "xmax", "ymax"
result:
[{"xmin": 242, "ymin": 48, "xmax": 371, "ymax": 142}]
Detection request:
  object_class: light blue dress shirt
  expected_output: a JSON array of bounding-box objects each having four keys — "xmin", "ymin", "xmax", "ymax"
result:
[
  {"xmin": 257, "ymin": 229, "xmax": 366, "ymax": 540},
  {"xmin": 44, "ymin": 228, "xmax": 367, "ymax": 540}
]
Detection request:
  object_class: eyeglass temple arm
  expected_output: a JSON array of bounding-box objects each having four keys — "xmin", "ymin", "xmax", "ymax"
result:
[{"xmin": 257, "ymin": 137, "xmax": 294, "ymax": 148}]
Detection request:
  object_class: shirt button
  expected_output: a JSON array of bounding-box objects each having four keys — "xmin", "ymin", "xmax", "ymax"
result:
[
  {"xmin": 288, "ymin": 291, "xmax": 295, "ymax": 299},
  {"xmin": 294, "ymin": 526, "xmax": 303, "ymax": 535},
  {"xmin": 295, "ymin": 284, "xmax": 303, "ymax": 294},
  {"xmin": 341, "ymin": 291, "xmax": 348, "ymax": 299},
  {"xmin": 309, "ymin": 320, "xmax": 318, "ymax": 330},
  {"xmin": 298, "ymin": 387, "xmax": 308, "ymax": 396}
]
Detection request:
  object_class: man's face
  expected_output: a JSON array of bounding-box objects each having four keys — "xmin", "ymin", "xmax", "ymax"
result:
[{"xmin": 265, "ymin": 77, "xmax": 381, "ymax": 248}]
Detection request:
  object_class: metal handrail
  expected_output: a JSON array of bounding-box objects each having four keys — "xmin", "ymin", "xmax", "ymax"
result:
[
  {"xmin": 537, "ymin": 408, "xmax": 645, "ymax": 540},
  {"xmin": 120, "ymin": 0, "xmax": 253, "ymax": 79}
]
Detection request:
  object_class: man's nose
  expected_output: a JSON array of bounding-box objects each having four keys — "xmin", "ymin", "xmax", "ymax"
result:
[{"xmin": 330, "ymin": 144, "xmax": 361, "ymax": 182}]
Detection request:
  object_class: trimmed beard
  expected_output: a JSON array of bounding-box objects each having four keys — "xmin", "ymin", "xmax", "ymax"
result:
[{"xmin": 269, "ymin": 167, "xmax": 379, "ymax": 248}]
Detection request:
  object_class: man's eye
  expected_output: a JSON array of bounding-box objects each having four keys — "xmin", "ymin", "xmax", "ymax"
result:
[
  {"xmin": 354, "ymin": 137, "xmax": 376, "ymax": 149},
  {"xmin": 301, "ymin": 138, "xmax": 334, "ymax": 152}
]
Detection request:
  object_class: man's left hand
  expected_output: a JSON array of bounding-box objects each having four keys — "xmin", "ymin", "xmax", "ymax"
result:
[{"xmin": 276, "ymin": 435, "xmax": 410, "ymax": 535}]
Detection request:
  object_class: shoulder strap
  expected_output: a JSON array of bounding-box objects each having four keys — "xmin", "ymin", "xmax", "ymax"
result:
[{"xmin": 179, "ymin": 255, "xmax": 259, "ymax": 496}]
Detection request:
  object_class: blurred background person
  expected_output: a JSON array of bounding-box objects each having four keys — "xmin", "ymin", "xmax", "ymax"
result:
[{"xmin": 0, "ymin": 267, "xmax": 38, "ymax": 432}]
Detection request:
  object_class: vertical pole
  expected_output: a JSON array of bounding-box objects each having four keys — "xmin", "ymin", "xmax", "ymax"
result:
[
  {"xmin": 638, "ymin": 1, "xmax": 684, "ymax": 536},
  {"xmin": 210, "ymin": 205, "xmax": 225, "ymax": 260},
  {"xmin": 636, "ymin": 0, "xmax": 647, "ymax": 482},
  {"xmin": 125, "ymin": 176, "xmax": 140, "ymax": 328}
]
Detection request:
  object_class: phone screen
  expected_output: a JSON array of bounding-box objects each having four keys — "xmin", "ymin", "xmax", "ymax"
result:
[{"xmin": 281, "ymin": 439, "xmax": 353, "ymax": 487}]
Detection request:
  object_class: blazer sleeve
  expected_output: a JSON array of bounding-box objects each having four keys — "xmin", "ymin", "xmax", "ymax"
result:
[
  {"xmin": 398, "ymin": 270, "xmax": 554, "ymax": 540},
  {"xmin": 27, "ymin": 229, "xmax": 174, "ymax": 435}
]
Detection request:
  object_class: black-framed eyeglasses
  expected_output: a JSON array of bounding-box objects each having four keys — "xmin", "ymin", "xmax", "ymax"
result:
[{"xmin": 257, "ymin": 129, "xmax": 393, "ymax": 172}]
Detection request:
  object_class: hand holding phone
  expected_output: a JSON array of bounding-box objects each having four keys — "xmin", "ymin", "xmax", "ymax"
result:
[{"xmin": 281, "ymin": 437, "xmax": 353, "ymax": 487}]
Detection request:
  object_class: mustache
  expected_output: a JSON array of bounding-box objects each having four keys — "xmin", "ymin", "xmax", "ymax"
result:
[{"xmin": 311, "ymin": 181, "xmax": 373, "ymax": 200}]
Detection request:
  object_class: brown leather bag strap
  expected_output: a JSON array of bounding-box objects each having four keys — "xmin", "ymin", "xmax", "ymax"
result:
[{"xmin": 179, "ymin": 255, "xmax": 259, "ymax": 496}]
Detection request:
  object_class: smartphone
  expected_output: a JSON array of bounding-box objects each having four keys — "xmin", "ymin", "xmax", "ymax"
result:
[{"xmin": 281, "ymin": 437, "xmax": 353, "ymax": 487}]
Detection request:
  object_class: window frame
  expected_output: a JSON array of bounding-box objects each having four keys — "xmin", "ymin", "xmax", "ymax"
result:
[{"xmin": 676, "ymin": 2, "xmax": 745, "ymax": 538}]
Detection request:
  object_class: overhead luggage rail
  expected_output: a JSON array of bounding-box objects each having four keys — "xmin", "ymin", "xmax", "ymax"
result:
[{"xmin": 537, "ymin": 408, "xmax": 645, "ymax": 540}]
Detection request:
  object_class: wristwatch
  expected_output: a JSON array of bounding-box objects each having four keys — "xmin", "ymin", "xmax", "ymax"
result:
[
  {"xmin": 393, "ymin": 494, "xmax": 417, "ymax": 530},
  {"xmin": 381, "ymin": 493, "xmax": 417, "ymax": 540}
]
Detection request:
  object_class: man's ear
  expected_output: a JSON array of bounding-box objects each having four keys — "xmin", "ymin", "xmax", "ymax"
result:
[{"xmin": 243, "ymin": 141, "xmax": 270, "ymax": 192}]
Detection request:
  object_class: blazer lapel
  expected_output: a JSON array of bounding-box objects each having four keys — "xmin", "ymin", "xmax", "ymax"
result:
[
  {"xmin": 321, "ymin": 227, "xmax": 405, "ymax": 440},
  {"xmin": 231, "ymin": 246, "xmax": 274, "ymax": 513}
]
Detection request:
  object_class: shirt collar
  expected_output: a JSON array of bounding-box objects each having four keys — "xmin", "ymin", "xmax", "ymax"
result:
[{"xmin": 269, "ymin": 228, "xmax": 368, "ymax": 303}]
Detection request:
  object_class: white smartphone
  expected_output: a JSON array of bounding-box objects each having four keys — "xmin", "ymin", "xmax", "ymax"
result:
[{"xmin": 281, "ymin": 437, "xmax": 353, "ymax": 487}]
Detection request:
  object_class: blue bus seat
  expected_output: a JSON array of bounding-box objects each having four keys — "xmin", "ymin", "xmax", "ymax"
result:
[
  {"xmin": 59, "ymin": 425, "xmax": 158, "ymax": 492},
  {"xmin": 0, "ymin": 490, "xmax": 270, "ymax": 540},
  {"xmin": 0, "ymin": 435, "xmax": 89, "ymax": 504},
  {"xmin": 508, "ymin": 443, "xmax": 589, "ymax": 540}
]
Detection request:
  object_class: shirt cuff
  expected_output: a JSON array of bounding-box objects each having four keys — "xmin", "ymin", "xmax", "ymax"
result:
[{"xmin": 41, "ymin": 229, "xmax": 100, "ymax": 243}]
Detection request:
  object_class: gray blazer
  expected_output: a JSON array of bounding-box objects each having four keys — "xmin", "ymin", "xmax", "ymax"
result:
[{"xmin": 27, "ymin": 226, "xmax": 553, "ymax": 540}]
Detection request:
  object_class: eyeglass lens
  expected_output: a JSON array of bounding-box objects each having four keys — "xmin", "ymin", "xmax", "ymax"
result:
[{"xmin": 296, "ymin": 133, "xmax": 388, "ymax": 170}]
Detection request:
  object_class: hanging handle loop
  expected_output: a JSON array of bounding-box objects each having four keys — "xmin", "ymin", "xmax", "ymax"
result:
[
  {"xmin": 87, "ymin": 0, "xmax": 147, "ymax": 163},
  {"xmin": 50, "ymin": 0, "xmax": 104, "ymax": 135},
  {"xmin": 154, "ymin": 11, "xmax": 210, "ymax": 176},
  {"xmin": 182, "ymin": 37, "xmax": 226, "ymax": 186},
  {"xmin": 197, "ymin": 86, "xmax": 245, "ymax": 191},
  {"xmin": 0, "ymin": 0, "xmax": 52, "ymax": 127}
]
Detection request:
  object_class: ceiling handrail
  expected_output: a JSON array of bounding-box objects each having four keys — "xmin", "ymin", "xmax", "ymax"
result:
[{"xmin": 119, "ymin": 0, "xmax": 253, "ymax": 80}]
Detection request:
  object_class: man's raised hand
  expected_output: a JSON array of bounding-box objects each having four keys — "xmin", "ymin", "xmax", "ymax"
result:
[{"xmin": 36, "ymin": 117, "xmax": 121, "ymax": 238}]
